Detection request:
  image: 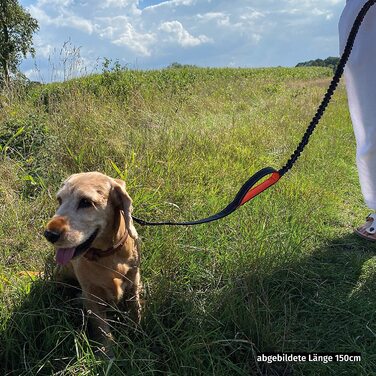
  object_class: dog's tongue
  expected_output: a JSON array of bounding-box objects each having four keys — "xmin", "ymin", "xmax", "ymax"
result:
[{"xmin": 56, "ymin": 248, "xmax": 75, "ymax": 265}]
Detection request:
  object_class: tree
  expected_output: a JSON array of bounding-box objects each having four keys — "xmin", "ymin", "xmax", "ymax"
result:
[
  {"xmin": 0, "ymin": 0, "xmax": 38, "ymax": 87},
  {"xmin": 295, "ymin": 56, "xmax": 340, "ymax": 72}
]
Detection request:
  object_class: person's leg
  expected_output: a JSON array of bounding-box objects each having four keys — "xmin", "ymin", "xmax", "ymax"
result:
[{"xmin": 339, "ymin": 0, "xmax": 376, "ymax": 239}]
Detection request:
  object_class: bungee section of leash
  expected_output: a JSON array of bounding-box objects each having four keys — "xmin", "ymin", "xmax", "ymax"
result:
[
  {"xmin": 279, "ymin": 0, "xmax": 376, "ymax": 176},
  {"xmin": 132, "ymin": 0, "xmax": 376, "ymax": 227}
]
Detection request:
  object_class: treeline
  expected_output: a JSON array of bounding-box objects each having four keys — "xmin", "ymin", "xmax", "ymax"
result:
[{"xmin": 296, "ymin": 56, "xmax": 339, "ymax": 70}]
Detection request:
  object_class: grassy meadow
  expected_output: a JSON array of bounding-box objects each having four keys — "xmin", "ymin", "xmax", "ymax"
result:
[{"xmin": 1, "ymin": 66, "xmax": 376, "ymax": 375}]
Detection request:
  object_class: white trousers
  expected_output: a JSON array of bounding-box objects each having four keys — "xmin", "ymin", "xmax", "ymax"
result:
[{"xmin": 339, "ymin": 0, "xmax": 376, "ymax": 209}]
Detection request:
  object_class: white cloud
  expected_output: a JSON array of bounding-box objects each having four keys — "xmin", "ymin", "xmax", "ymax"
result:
[
  {"xmin": 33, "ymin": 36, "xmax": 54, "ymax": 58},
  {"xmin": 112, "ymin": 23, "xmax": 155, "ymax": 56},
  {"xmin": 61, "ymin": 15, "xmax": 94, "ymax": 34},
  {"xmin": 196, "ymin": 12, "xmax": 232, "ymax": 27},
  {"xmin": 240, "ymin": 9, "xmax": 265, "ymax": 21},
  {"xmin": 159, "ymin": 20, "xmax": 211, "ymax": 47},
  {"xmin": 197, "ymin": 12, "xmax": 225, "ymax": 21},
  {"xmin": 92, "ymin": 15, "xmax": 155, "ymax": 56},
  {"xmin": 37, "ymin": 0, "xmax": 73, "ymax": 6},
  {"xmin": 101, "ymin": 0, "xmax": 138, "ymax": 7},
  {"xmin": 29, "ymin": 5, "xmax": 94, "ymax": 34},
  {"xmin": 144, "ymin": 0, "xmax": 196, "ymax": 11},
  {"xmin": 100, "ymin": 0, "xmax": 142, "ymax": 16}
]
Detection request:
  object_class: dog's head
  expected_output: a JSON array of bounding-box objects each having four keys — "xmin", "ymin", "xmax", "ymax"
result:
[{"xmin": 44, "ymin": 172, "xmax": 137, "ymax": 265}]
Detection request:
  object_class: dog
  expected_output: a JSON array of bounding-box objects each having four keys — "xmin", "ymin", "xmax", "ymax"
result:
[{"xmin": 44, "ymin": 172, "xmax": 141, "ymax": 354}]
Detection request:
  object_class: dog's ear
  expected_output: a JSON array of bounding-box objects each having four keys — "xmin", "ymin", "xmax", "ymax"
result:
[{"xmin": 111, "ymin": 178, "xmax": 138, "ymax": 240}]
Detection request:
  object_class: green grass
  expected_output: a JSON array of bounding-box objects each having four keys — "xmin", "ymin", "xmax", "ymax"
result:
[{"xmin": 1, "ymin": 66, "xmax": 376, "ymax": 375}]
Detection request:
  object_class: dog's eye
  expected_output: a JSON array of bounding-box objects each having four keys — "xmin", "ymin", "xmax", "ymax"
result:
[{"xmin": 78, "ymin": 198, "xmax": 93, "ymax": 209}]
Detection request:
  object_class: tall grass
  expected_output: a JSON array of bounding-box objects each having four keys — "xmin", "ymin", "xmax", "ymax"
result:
[{"xmin": 1, "ymin": 67, "xmax": 376, "ymax": 375}]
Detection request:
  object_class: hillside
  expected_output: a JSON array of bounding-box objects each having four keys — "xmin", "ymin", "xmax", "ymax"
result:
[{"xmin": 1, "ymin": 67, "xmax": 375, "ymax": 375}]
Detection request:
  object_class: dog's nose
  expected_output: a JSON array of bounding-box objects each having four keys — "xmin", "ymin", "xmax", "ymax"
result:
[{"xmin": 44, "ymin": 229, "xmax": 61, "ymax": 243}]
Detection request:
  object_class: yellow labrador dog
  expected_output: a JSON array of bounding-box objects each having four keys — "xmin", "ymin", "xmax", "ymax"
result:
[{"xmin": 44, "ymin": 172, "xmax": 141, "ymax": 353}]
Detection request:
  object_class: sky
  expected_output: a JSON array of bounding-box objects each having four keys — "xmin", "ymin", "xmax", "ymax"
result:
[{"xmin": 19, "ymin": 0, "xmax": 346, "ymax": 82}]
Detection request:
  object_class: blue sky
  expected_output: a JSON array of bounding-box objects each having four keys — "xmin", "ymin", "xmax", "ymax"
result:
[{"xmin": 19, "ymin": 0, "xmax": 346, "ymax": 82}]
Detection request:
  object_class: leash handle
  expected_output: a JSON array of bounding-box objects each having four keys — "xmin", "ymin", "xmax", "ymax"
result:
[
  {"xmin": 240, "ymin": 171, "xmax": 280, "ymax": 206},
  {"xmin": 132, "ymin": 167, "xmax": 279, "ymax": 226}
]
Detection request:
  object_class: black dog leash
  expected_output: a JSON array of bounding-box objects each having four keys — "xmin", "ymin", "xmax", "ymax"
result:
[{"xmin": 132, "ymin": 0, "xmax": 376, "ymax": 227}]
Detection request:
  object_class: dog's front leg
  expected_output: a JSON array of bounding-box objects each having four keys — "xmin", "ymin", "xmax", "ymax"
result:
[
  {"xmin": 82, "ymin": 290, "xmax": 113, "ymax": 356},
  {"xmin": 126, "ymin": 269, "xmax": 142, "ymax": 325}
]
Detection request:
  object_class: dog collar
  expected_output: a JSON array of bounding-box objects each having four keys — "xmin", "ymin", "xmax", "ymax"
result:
[{"xmin": 84, "ymin": 230, "xmax": 129, "ymax": 262}]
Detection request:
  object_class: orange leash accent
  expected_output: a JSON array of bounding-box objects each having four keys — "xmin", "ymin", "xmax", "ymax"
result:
[{"xmin": 240, "ymin": 172, "xmax": 281, "ymax": 206}]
